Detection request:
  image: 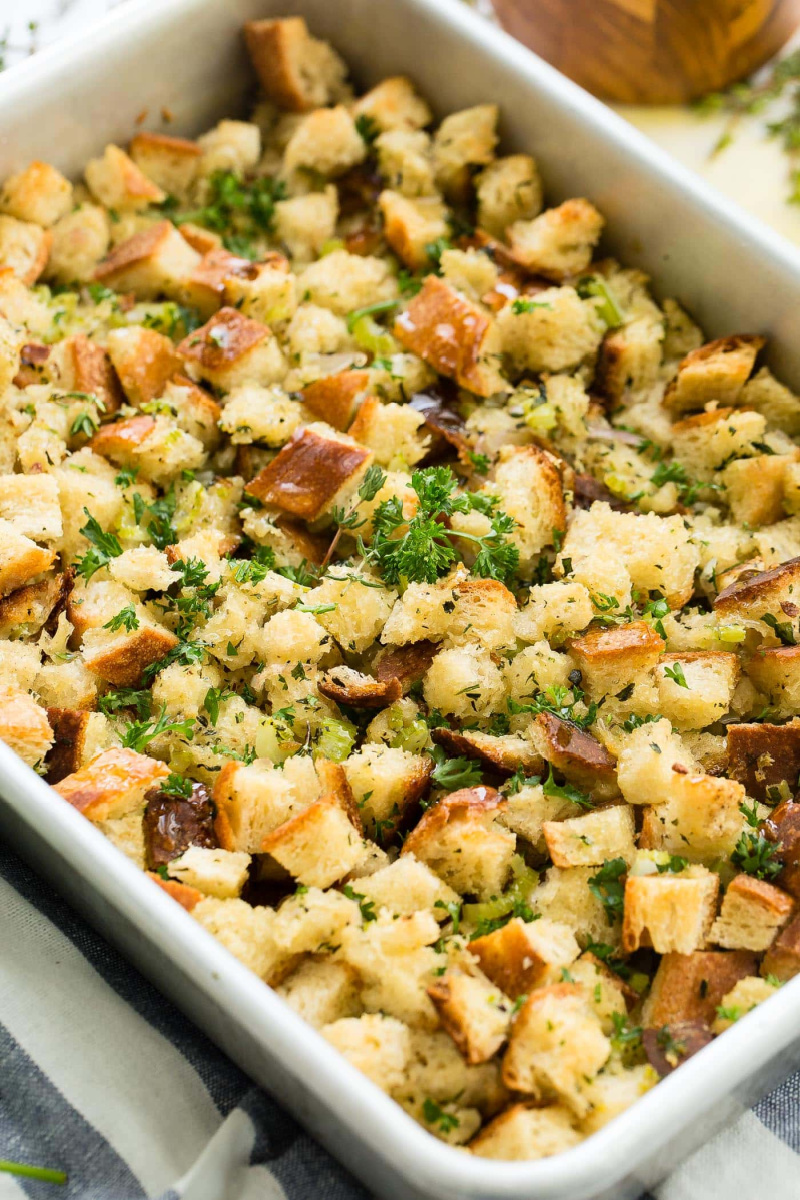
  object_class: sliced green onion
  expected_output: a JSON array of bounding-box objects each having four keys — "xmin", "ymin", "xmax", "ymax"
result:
[{"xmin": 0, "ymin": 1161, "xmax": 67, "ymax": 1186}]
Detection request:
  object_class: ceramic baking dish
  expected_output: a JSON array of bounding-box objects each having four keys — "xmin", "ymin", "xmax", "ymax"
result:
[{"xmin": 1, "ymin": 2, "xmax": 800, "ymax": 1197}]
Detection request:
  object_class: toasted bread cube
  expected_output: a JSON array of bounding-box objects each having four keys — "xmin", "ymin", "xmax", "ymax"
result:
[
  {"xmin": 262, "ymin": 794, "xmax": 366, "ymax": 888},
  {"xmin": 514, "ymin": 580, "xmax": 594, "ymax": 644},
  {"xmin": 469, "ymin": 1103, "xmax": 581, "ymax": 1160},
  {"xmin": 0, "ymin": 314, "xmax": 23, "ymax": 392},
  {"xmin": 192, "ymin": 896, "xmax": 285, "ymax": 981},
  {"xmin": 761, "ymin": 910, "xmax": 800, "ymax": 981},
  {"xmin": 532, "ymin": 709, "xmax": 618, "ymax": 794},
  {"xmin": 570, "ymin": 953, "xmax": 632, "ymax": 1030},
  {"xmin": 0, "ymin": 642, "xmax": 41, "ymax": 693},
  {"xmin": 0, "ymin": 689, "xmax": 53, "ymax": 768},
  {"xmin": 488, "ymin": 444, "xmax": 566, "ymax": 570},
  {"xmin": 128, "ymin": 131, "xmax": 202, "ymax": 201},
  {"xmin": 343, "ymin": 743, "xmax": 433, "ymax": 841},
  {"xmin": 641, "ymin": 771, "xmax": 746, "ymax": 861},
  {"xmin": 595, "ymin": 314, "xmax": 664, "ymax": 401},
  {"xmin": 432, "ymin": 105, "xmax": 498, "ymax": 201},
  {"xmin": 727, "ymin": 721, "xmax": 800, "ymax": 802},
  {"xmin": 300, "ymin": 250, "xmax": 397, "ymax": 317},
  {"xmin": 670, "ymin": 407, "xmax": 766, "ymax": 481},
  {"xmin": 301, "ymin": 369, "xmax": 371, "ymax": 430},
  {"xmin": 745, "ymin": 645, "xmax": 800, "ymax": 716},
  {"xmin": 244, "ymin": 17, "xmax": 347, "ymax": 111},
  {"xmin": 45, "ymin": 204, "xmax": 110, "ymax": 285},
  {"xmin": 105, "ymin": 325, "xmax": 182, "ymax": 406},
  {"xmin": 502, "ymin": 984, "xmax": 610, "ymax": 1115},
  {"xmin": 356, "ymin": 854, "xmax": 460, "ymax": 919},
  {"xmin": 352, "ymin": 76, "xmax": 432, "ymax": 132},
  {"xmin": 428, "ymin": 968, "xmax": 511, "ymax": 1064},
  {"xmin": 222, "ymin": 256, "xmax": 297, "ymax": 325},
  {"xmin": 508, "ymin": 199, "xmax": 604, "ymax": 281},
  {"xmin": 721, "ymin": 452, "xmax": 796, "ymax": 528},
  {"xmin": 544, "ymin": 806, "xmax": 635, "ymax": 870},
  {"xmin": 739, "ymin": 366, "xmax": 800, "ymax": 435},
  {"xmin": 0, "ymin": 161, "xmax": 73, "ymax": 227},
  {"xmin": 579, "ymin": 1063, "xmax": 657, "ymax": 1133},
  {"xmin": 246, "ymin": 423, "xmax": 371, "ymax": 520},
  {"xmin": 432, "ymin": 728, "xmax": 542, "ymax": 778},
  {"xmin": 711, "ymin": 975, "xmax": 780, "ymax": 1033},
  {"xmin": 276, "ymin": 958, "xmax": 362, "ymax": 1028},
  {"xmin": 375, "ymin": 129, "xmax": 437, "ymax": 198},
  {"xmin": 0, "ymin": 473, "xmax": 61, "ymax": 542},
  {"xmin": 50, "ymin": 333, "xmax": 124, "ymax": 418},
  {"xmin": 622, "ymin": 865, "xmax": 719, "ymax": 954},
  {"xmin": 497, "ymin": 285, "xmax": 604, "ymax": 375},
  {"xmin": 471, "ymin": 917, "xmax": 580, "ymax": 999},
  {"xmin": 710, "ymin": 873, "xmax": 794, "ymax": 952},
  {"xmin": 348, "ymin": 396, "xmax": 428, "ymax": 469},
  {"xmin": 180, "ymin": 248, "xmax": 254, "ymax": 319},
  {"xmin": 616, "ymin": 719, "xmax": 697, "ymax": 806},
  {"xmin": 284, "ymin": 106, "xmax": 366, "ymax": 177},
  {"xmin": 714, "ymin": 555, "xmax": 800, "ymax": 624},
  {"xmin": 339, "ymin": 910, "xmax": 440, "ymax": 1029},
  {"xmin": 177, "ymin": 306, "xmax": 284, "ymax": 391},
  {"xmin": 394, "ymin": 275, "xmax": 507, "ymax": 398},
  {"xmin": 476, "ymin": 154, "xmax": 543, "ymax": 239},
  {"xmin": 0, "ymin": 571, "xmax": 71, "ymax": 640},
  {"xmin": 379, "ymin": 190, "xmax": 449, "ymax": 272},
  {"xmin": 167, "ymin": 846, "xmax": 250, "ymax": 900},
  {"xmin": 568, "ymin": 620, "xmax": 664, "ymax": 701},
  {"xmin": 642, "ymin": 949, "xmax": 758, "ymax": 1027},
  {"xmin": 322, "ymin": 1014, "xmax": 410, "ymax": 1093},
  {"xmin": 158, "ymin": 375, "xmax": 221, "ymax": 450},
  {"xmin": 213, "ymin": 759, "xmax": 316, "ymax": 851},
  {"xmin": 196, "ymin": 120, "xmax": 260, "ymax": 178},
  {"xmin": 0, "ymin": 215, "xmax": 51, "ymax": 284},
  {"xmin": 45, "ymin": 708, "xmax": 114, "ymax": 783},
  {"xmin": 423, "ymin": 643, "xmax": 505, "ymax": 722},
  {"xmin": 82, "ymin": 622, "xmax": 179, "ymax": 687},
  {"xmin": 219, "ymin": 382, "xmax": 304, "ymax": 447},
  {"xmin": 53, "ymin": 746, "xmax": 169, "ymax": 821},
  {"xmin": 274, "ymin": 186, "xmax": 339, "ymax": 264},
  {"xmin": 271, "ymin": 885, "xmax": 360, "ymax": 957},
  {"xmin": 402, "ymin": 786, "xmax": 515, "ymax": 899},
  {"xmin": 95, "ymin": 220, "xmax": 201, "ymax": 301},
  {"xmin": 92, "ymin": 412, "xmax": 205, "ymax": 485},
  {"xmin": 85, "ymin": 143, "xmax": 166, "ymax": 209},
  {"xmin": 663, "ymin": 334, "xmax": 764, "ymax": 414},
  {"xmin": 656, "ymin": 651, "xmax": 740, "ymax": 730},
  {"xmin": 0, "ymin": 518, "xmax": 55, "ymax": 596}
]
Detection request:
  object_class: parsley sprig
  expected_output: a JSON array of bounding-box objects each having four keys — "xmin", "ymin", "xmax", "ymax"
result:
[
  {"xmin": 74, "ymin": 509, "xmax": 122, "ymax": 581},
  {"xmin": 121, "ymin": 704, "xmax": 194, "ymax": 753}
]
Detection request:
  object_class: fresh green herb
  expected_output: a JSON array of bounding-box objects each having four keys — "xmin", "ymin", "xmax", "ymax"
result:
[
  {"xmin": 203, "ymin": 686, "xmax": 235, "ymax": 724},
  {"xmin": 342, "ymin": 883, "xmax": 378, "ymax": 923},
  {"xmin": 739, "ymin": 799, "xmax": 762, "ymax": 828},
  {"xmin": 70, "ymin": 408, "xmax": 101, "ymax": 438},
  {"xmin": 656, "ymin": 854, "xmax": 689, "ymax": 874},
  {"xmin": 345, "ymin": 298, "xmax": 399, "ymax": 332},
  {"xmin": 98, "ymin": 688, "xmax": 151, "ymax": 720},
  {"xmin": 467, "ymin": 450, "xmax": 491, "ymax": 474},
  {"xmin": 434, "ymin": 898, "xmax": 462, "ymax": 934},
  {"xmin": 354, "ymin": 113, "xmax": 380, "ymax": 146},
  {"xmin": 114, "ymin": 465, "xmax": 139, "ymax": 487},
  {"xmin": 621, "ymin": 712, "xmax": 660, "ymax": 733},
  {"xmin": 178, "ymin": 169, "xmax": 286, "ymax": 245},
  {"xmin": 74, "ymin": 509, "xmax": 123, "ymax": 580},
  {"xmin": 576, "ymin": 275, "xmax": 624, "ymax": 327},
  {"xmin": 762, "ymin": 612, "xmax": 797, "ymax": 645},
  {"xmin": 502, "ymin": 766, "xmax": 541, "ymax": 795},
  {"xmin": 588, "ymin": 858, "xmax": 627, "ymax": 923},
  {"xmin": 397, "ymin": 268, "xmax": 423, "ymax": 297},
  {"xmin": 161, "ymin": 773, "xmax": 194, "ymax": 799},
  {"xmin": 731, "ymin": 831, "xmax": 783, "ymax": 881},
  {"xmin": 715, "ymin": 1005, "xmax": 742, "ymax": 1024},
  {"xmin": 121, "ymin": 704, "xmax": 194, "ymax": 753},
  {"xmin": 656, "ymin": 1024, "xmax": 687, "ymax": 1063},
  {"xmin": 422, "ymin": 1098, "xmax": 460, "ymax": 1134},
  {"xmin": 425, "ymin": 236, "xmax": 452, "ymax": 269},
  {"xmin": 429, "ymin": 744, "xmax": 483, "ymax": 791},
  {"xmin": 142, "ymin": 639, "xmax": 206, "ymax": 683},
  {"xmin": 542, "ymin": 764, "xmax": 595, "ymax": 810},
  {"xmin": 103, "ymin": 604, "xmax": 139, "ymax": 633},
  {"xmin": 511, "ymin": 295, "xmax": 553, "ymax": 314},
  {"xmin": 663, "ymin": 661, "xmax": 689, "ymax": 689},
  {"xmin": 611, "ymin": 1011, "xmax": 643, "ymax": 1050}
]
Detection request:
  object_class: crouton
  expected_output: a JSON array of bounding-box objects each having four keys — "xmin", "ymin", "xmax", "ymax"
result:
[
  {"xmin": 476, "ymin": 154, "xmax": 543, "ymax": 239},
  {"xmin": 322, "ymin": 1013, "xmax": 410, "ymax": 1092},
  {"xmin": 379, "ymin": 191, "xmax": 449, "ymax": 273},
  {"xmin": 544, "ymin": 805, "xmax": 635, "ymax": 870},
  {"xmin": 348, "ymin": 396, "xmax": 429, "ymax": 468},
  {"xmin": 180, "ymin": 247, "xmax": 254, "ymax": 319},
  {"xmin": 318, "ymin": 666, "xmax": 402, "ymax": 709},
  {"xmin": 423, "ymin": 643, "xmax": 505, "ymax": 722},
  {"xmin": 52, "ymin": 333, "xmax": 124, "ymax": 418},
  {"xmin": 53, "ymin": 746, "xmax": 169, "ymax": 821},
  {"xmin": 471, "ymin": 917, "xmax": 581, "ymax": 999},
  {"xmin": 595, "ymin": 314, "xmax": 664, "ymax": 402},
  {"xmin": 428, "ymin": 968, "xmax": 511, "ymax": 1064},
  {"xmin": 85, "ymin": 144, "xmax": 166, "ymax": 209},
  {"xmin": 192, "ymin": 896, "xmax": 286, "ymax": 981},
  {"xmin": 222, "ymin": 256, "xmax": 297, "ymax": 325},
  {"xmin": 497, "ymin": 285, "xmax": 604, "ymax": 375},
  {"xmin": 402, "ymin": 786, "xmax": 515, "ymax": 899},
  {"xmin": 105, "ymin": 325, "xmax": 182, "ymax": 406},
  {"xmin": 507, "ymin": 199, "xmax": 604, "ymax": 281},
  {"xmin": 642, "ymin": 949, "xmax": 759, "ymax": 1027},
  {"xmin": 663, "ymin": 334, "xmax": 765, "ymax": 414},
  {"xmin": 656, "ymin": 651, "xmax": 740, "ymax": 730},
  {"xmin": 721, "ymin": 452, "xmax": 797, "ymax": 528},
  {"xmin": 0, "ymin": 215, "xmax": 51, "ymax": 284},
  {"xmin": 714, "ymin": 554, "xmax": 800, "ymax": 623},
  {"xmin": 0, "ymin": 473, "xmax": 62, "ymax": 542},
  {"xmin": 82, "ymin": 621, "xmax": 179, "ymax": 688},
  {"xmin": 431, "ymin": 727, "xmax": 542, "ymax": 777},
  {"xmin": 90, "ymin": 414, "xmax": 205, "ymax": 485},
  {"xmin": 0, "ymin": 571, "xmax": 71, "ymax": 640},
  {"xmin": 149, "ymin": 872, "xmax": 203, "ymax": 911},
  {"xmin": 261, "ymin": 794, "xmax": 366, "ymax": 888},
  {"xmin": 45, "ymin": 708, "xmax": 112, "ymax": 783},
  {"xmin": 711, "ymin": 975, "xmax": 780, "ymax": 1033},
  {"xmin": 710, "ymin": 873, "xmax": 794, "ymax": 952},
  {"xmin": 0, "ymin": 161, "xmax": 73, "ymax": 228},
  {"xmin": 167, "ymin": 846, "xmax": 250, "ymax": 900},
  {"xmin": 375, "ymin": 130, "xmax": 437, "ymax": 198},
  {"xmin": 568, "ymin": 621, "xmax": 664, "ymax": 701},
  {"xmin": 274, "ymin": 187, "xmax": 339, "ymax": 264},
  {"xmin": 339, "ymin": 910, "xmax": 440, "ymax": 1028},
  {"xmin": 745, "ymin": 645, "xmax": 800, "ymax": 716},
  {"xmin": 622, "ymin": 865, "xmax": 719, "ymax": 954},
  {"xmin": 246, "ymin": 424, "xmax": 371, "ymax": 519},
  {"xmin": 432, "ymin": 105, "xmax": 498, "ymax": 201},
  {"xmin": 343, "ymin": 743, "xmax": 432, "ymax": 841},
  {"xmin": 94, "ymin": 220, "xmax": 200, "ymax": 301},
  {"xmin": 0, "ymin": 519, "xmax": 55, "ymax": 596},
  {"xmin": 0, "ymin": 689, "xmax": 53, "ymax": 768},
  {"xmin": 352, "ymin": 76, "xmax": 432, "ymax": 132},
  {"xmin": 502, "ymin": 984, "xmax": 610, "ymax": 1115},
  {"xmin": 531, "ymin": 713, "xmax": 619, "ymax": 801},
  {"xmin": 213, "ymin": 759, "xmax": 316, "ymax": 852},
  {"xmin": 45, "ymin": 204, "xmax": 110, "ymax": 285},
  {"xmin": 244, "ymin": 17, "xmax": 348, "ymax": 111},
  {"xmin": 739, "ymin": 366, "xmax": 800, "ymax": 435},
  {"xmin": 394, "ymin": 274, "xmax": 507, "ymax": 397},
  {"xmin": 196, "ymin": 120, "xmax": 260, "ymax": 178},
  {"xmin": 285, "ymin": 106, "xmax": 366, "ymax": 178},
  {"xmin": 640, "ymin": 771, "xmax": 746, "ymax": 862},
  {"xmin": 489, "ymin": 444, "xmax": 566, "ymax": 570},
  {"xmin": 276, "ymin": 958, "xmax": 362, "ymax": 1028},
  {"xmin": 761, "ymin": 910, "xmax": 800, "ymax": 981},
  {"xmin": 128, "ymin": 131, "xmax": 202, "ymax": 201},
  {"xmin": 177, "ymin": 306, "xmax": 284, "ymax": 391},
  {"xmin": 514, "ymin": 580, "xmax": 594, "ymax": 645},
  {"xmin": 616, "ymin": 719, "xmax": 697, "ymax": 806},
  {"xmin": 356, "ymin": 854, "xmax": 460, "ymax": 919},
  {"xmin": 468, "ymin": 1103, "xmax": 581, "ymax": 1161},
  {"xmin": 302, "ymin": 370, "xmax": 371, "ymax": 430}
]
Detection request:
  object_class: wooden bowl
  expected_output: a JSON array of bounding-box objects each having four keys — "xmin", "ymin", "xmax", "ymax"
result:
[{"xmin": 491, "ymin": 0, "xmax": 800, "ymax": 104}]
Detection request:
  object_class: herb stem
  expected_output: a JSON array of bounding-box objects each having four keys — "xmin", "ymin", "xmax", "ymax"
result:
[{"xmin": 0, "ymin": 1160, "xmax": 67, "ymax": 1185}]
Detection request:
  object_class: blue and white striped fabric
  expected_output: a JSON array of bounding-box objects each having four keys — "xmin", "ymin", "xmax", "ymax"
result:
[{"xmin": 2, "ymin": 841, "xmax": 800, "ymax": 1200}]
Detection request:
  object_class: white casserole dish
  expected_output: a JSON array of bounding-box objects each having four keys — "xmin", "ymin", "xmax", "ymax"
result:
[{"xmin": 1, "ymin": 2, "xmax": 800, "ymax": 1196}]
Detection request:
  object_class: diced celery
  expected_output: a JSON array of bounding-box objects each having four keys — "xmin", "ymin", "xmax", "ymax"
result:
[{"xmin": 314, "ymin": 716, "xmax": 356, "ymax": 762}]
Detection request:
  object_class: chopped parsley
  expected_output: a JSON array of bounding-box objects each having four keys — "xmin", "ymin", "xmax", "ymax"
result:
[
  {"xmin": 429, "ymin": 744, "xmax": 483, "ymax": 791},
  {"xmin": 588, "ymin": 858, "xmax": 627, "ymax": 923},
  {"xmin": 731, "ymin": 831, "xmax": 783, "ymax": 881}
]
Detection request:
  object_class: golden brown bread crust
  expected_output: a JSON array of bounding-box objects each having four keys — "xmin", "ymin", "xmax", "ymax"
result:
[
  {"xmin": 129, "ymin": 131, "xmax": 202, "ymax": 160},
  {"xmin": 303, "ymin": 370, "xmax": 372, "ymax": 430},
  {"xmin": 177, "ymin": 306, "xmax": 272, "ymax": 368},
  {"xmin": 0, "ymin": 691, "xmax": 53, "ymax": 765},
  {"xmin": 642, "ymin": 950, "xmax": 758, "ymax": 1028},
  {"xmin": 186, "ymin": 248, "xmax": 254, "ymax": 315},
  {"xmin": 315, "ymin": 758, "xmax": 364, "ymax": 834},
  {"xmin": 0, "ymin": 569, "xmax": 72, "ymax": 638},
  {"xmin": 67, "ymin": 334, "xmax": 125, "ymax": 418},
  {"xmin": 402, "ymin": 785, "xmax": 505, "ymax": 855},
  {"xmin": 394, "ymin": 275, "xmax": 500, "ymax": 398},
  {"xmin": 373, "ymin": 640, "xmax": 440, "ymax": 694},
  {"xmin": 246, "ymin": 426, "xmax": 371, "ymax": 520},
  {"xmin": 95, "ymin": 220, "xmax": 173, "ymax": 282},
  {"xmin": 431, "ymin": 726, "xmax": 543, "ymax": 776},
  {"xmin": 45, "ymin": 707, "xmax": 92, "ymax": 783},
  {"xmin": 54, "ymin": 745, "xmax": 169, "ymax": 820},
  {"xmin": 318, "ymin": 667, "xmax": 403, "ymax": 709},
  {"xmin": 763, "ymin": 799, "xmax": 800, "ymax": 899},
  {"xmin": 147, "ymin": 870, "xmax": 203, "ymax": 911},
  {"xmin": 244, "ymin": 18, "xmax": 318, "ymax": 111},
  {"xmin": 727, "ymin": 721, "xmax": 800, "ymax": 801},
  {"xmin": 471, "ymin": 917, "xmax": 557, "ymax": 998},
  {"xmin": 0, "ymin": 539, "xmax": 55, "ymax": 597},
  {"xmin": 532, "ymin": 711, "xmax": 619, "ymax": 799},
  {"xmin": 109, "ymin": 327, "xmax": 183, "ymax": 405},
  {"xmin": 663, "ymin": 334, "xmax": 766, "ymax": 413},
  {"xmin": 745, "ymin": 644, "xmax": 800, "ymax": 693},
  {"xmin": 568, "ymin": 620, "xmax": 665, "ymax": 670},
  {"xmin": 714, "ymin": 556, "xmax": 800, "ymax": 617},
  {"xmin": 90, "ymin": 414, "xmax": 156, "ymax": 460},
  {"xmin": 761, "ymin": 910, "xmax": 800, "ymax": 981},
  {"xmin": 84, "ymin": 625, "xmax": 179, "ymax": 687}
]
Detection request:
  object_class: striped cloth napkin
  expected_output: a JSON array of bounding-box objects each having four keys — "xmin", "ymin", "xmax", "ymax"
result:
[{"xmin": 2, "ymin": 841, "xmax": 799, "ymax": 1200}]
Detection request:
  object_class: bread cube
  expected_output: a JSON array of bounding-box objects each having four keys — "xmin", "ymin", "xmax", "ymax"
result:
[
  {"xmin": 196, "ymin": 120, "xmax": 260, "ymax": 178},
  {"xmin": 432, "ymin": 728, "xmax": 542, "ymax": 777},
  {"xmin": 82, "ymin": 621, "xmax": 179, "ymax": 687},
  {"xmin": 711, "ymin": 976, "xmax": 780, "ymax": 1033},
  {"xmin": 616, "ymin": 719, "xmax": 697, "ymax": 806},
  {"xmin": 402, "ymin": 786, "xmax": 515, "ymax": 899},
  {"xmin": 0, "ymin": 689, "xmax": 53, "ymax": 768},
  {"xmin": 352, "ymin": 76, "xmax": 433, "ymax": 132},
  {"xmin": 284, "ymin": 106, "xmax": 365, "ymax": 177},
  {"xmin": 149, "ymin": 872, "xmax": 203, "ymax": 911},
  {"xmin": 45, "ymin": 204, "xmax": 110, "ymax": 285},
  {"xmin": 0, "ymin": 215, "xmax": 51, "ymax": 284},
  {"xmin": 356, "ymin": 854, "xmax": 459, "ymax": 919},
  {"xmin": 476, "ymin": 154, "xmax": 543, "ymax": 239},
  {"xmin": 0, "ymin": 473, "xmax": 61, "ymax": 542},
  {"xmin": 663, "ymin": 334, "xmax": 764, "ymax": 414},
  {"xmin": 0, "ymin": 160, "xmax": 72, "ymax": 227},
  {"xmin": 488, "ymin": 444, "xmax": 566, "ymax": 570},
  {"xmin": 642, "ymin": 949, "xmax": 758, "ymax": 1027},
  {"xmin": 739, "ymin": 366, "xmax": 800, "ymax": 436},
  {"xmin": 641, "ymin": 771, "xmax": 746, "ymax": 861},
  {"xmin": 262, "ymin": 794, "xmax": 366, "ymax": 888},
  {"xmin": 622, "ymin": 865, "xmax": 719, "ymax": 954},
  {"xmin": 761, "ymin": 910, "xmax": 800, "ymax": 981},
  {"xmin": 85, "ymin": 143, "xmax": 165, "ymax": 209},
  {"xmin": 244, "ymin": 17, "xmax": 348, "ymax": 111},
  {"xmin": 90, "ymin": 414, "xmax": 205, "ymax": 485},
  {"xmin": 469, "ymin": 1103, "xmax": 581, "ymax": 1161},
  {"xmin": 422, "ymin": 643, "xmax": 505, "ymax": 721},
  {"xmin": 721, "ymin": 452, "xmax": 797, "ymax": 528},
  {"xmin": 53, "ymin": 746, "xmax": 169, "ymax": 821},
  {"xmin": 128, "ymin": 131, "xmax": 202, "ymax": 201},
  {"xmin": 247, "ymin": 424, "xmax": 371, "ymax": 519},
  {"xmin": 727, "ymin": 721, "xmax": 800, "ymax": 802},
  {"xmin": 213, "ymin": 759, "xmax": 314, "ymax": 852},
  {"xmin": 222, "ymin": 255, "xmax": 297, "ymax": 325},
  {"xmin": 428, "ymin": 968, "xmax": 511, "ymax": 1064},
  {"xmin": 530, "ymin": 712, "xmax": 619, "ymax": 801},
  {"xmin": 497, "ymin": 285, "xmax": 604, "ymax": 375},
  {"xmin": 656, "ymin": 651, "xmax": 740, "ymax": 730},
  {"xmin": 343, "ymin": 743, "xmax": 432, "ymax": 841},
  {"xmin": 300, "ymin": 250, "xmax": 397, "ymax": 317},
  {"xmin": 502, "ymin": 983, "xmax": 610, "ymax": 1116},
  {"xmin": 51, "ymin": 333, "xmax": 124, "ymax": 418},
  {"xmin": 180, "ymin": 247, "xmax": 254, "ymax": 319},
  {"xmin": 0, "ymin": 518, "xmax": 55, "ymax": 596},
  {"xmin": 595, "ymin": 314, "xmax": 664, "ymax": 402},
  {"xmin": 95, "ymin": 220, "xmax": 200, "ymax": 301},
  {"xmin": 375, "ymin": 130, "xmax": 437, "ymax": 198},
  {"xmin": 178, "ymin": 306, "xmax": 285, "ymax": 391},
  {"xmin": 302, "ymin": 369, "xmax": 371, "ymax": 430},
  {"xmin": 432, "ymin": 104, "xmax": 498, "ymax": 201},
  {"xmin": 45, "ymin": 708, "xmax": 116, "ymax": 784},
  {"xmin": 714, "ymin": 554, "xmax": 800, "ymax": 625},
  {"xmin": 543, "ymin": 805, "xmax": 635, "ymax": 870},
  {"xmin": 710, "ymin": 873, "xmax": 794, "ymax": 952},
  {"xmin": 322, "ymin": 1013, "xmax": 410, "ymax": 1093},
  {"xmin": 568, "ymin": 620, "xmax": 664, "ymax": 701},
  {"xmin": 192, "ymin": 896, "xmax": 286, "ymax": 982},
  {"xmin": 105, "ymin": 325, "xmax": 182, "ymax": 406},
  {"xmin": 0, "ymin": 571, "xmax": 71, "ymax": 640},
  {"xmin": 276, "ymin": 958, "xmax": 362, "ymax": 1028},
  {"xmin": 745, "ymin": 645, "xmax": 800, "ymax": 716},
  {"xmin": 514, "ymin": 580, "xmax": 594, "ymax": 645},
  {"xmin": 158, "ymin": 375, "xmax": 221, "ymax": 449},
  {"xmin": 274, "ymin": 186, "xmax": 339, "ymax": 264},
  {"xmin": 507, "ymin": 199, "xmax": 604, "ymax": 281},
  {"xmin": 471, "ymin": 917, "xmax": 580, "ymax": 999},
  {"xmin": 339, "ymin": 910, "xmax": 440, "ymax": 1029},
  {"xmin": 670, "ymin": 407, "xmax": 766, "ymax": 481},
  {"xmin": 164, "ymin": 846, "xmax": 249, "ymax": 900},
  {"xmin": 379, "ymin": 190, "xmax": 449, "ymax": 272}
]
